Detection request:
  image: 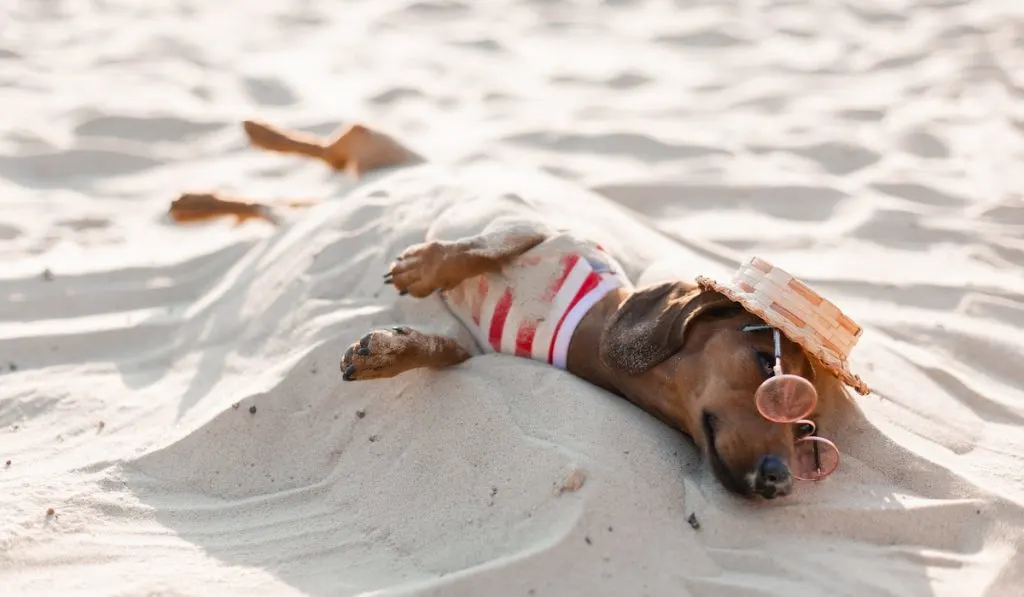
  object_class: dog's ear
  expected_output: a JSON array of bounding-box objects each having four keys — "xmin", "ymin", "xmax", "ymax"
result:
[{"xmin": 599, "ymin": 282, "xmax": 735, "ymax": 375}]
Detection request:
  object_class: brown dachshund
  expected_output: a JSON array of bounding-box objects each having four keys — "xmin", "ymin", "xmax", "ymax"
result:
[{"xmin": 184, "ymin": 118, "xmax": 856, "ymax": 500}]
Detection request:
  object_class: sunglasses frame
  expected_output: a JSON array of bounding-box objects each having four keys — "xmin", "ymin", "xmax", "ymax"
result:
[{"xmin": 742, "ymin": 324, "xmax": 841, "ymax": 481}]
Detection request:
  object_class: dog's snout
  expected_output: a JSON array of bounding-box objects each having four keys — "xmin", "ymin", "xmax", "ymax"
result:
[{"xmin": 753, "ymin": 455, "xmax": 792, "ymax": 499}]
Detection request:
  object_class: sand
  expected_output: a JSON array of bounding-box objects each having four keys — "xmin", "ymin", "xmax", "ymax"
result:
[{"xmin": 3, "ymin": 0, "xmax": 1024, "ymax": 596}]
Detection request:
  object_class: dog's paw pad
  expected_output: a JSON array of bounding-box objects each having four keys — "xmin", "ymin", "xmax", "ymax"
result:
[{"xmin": 339, "ymin": 328, "xmax": 420, "ymax": 381}]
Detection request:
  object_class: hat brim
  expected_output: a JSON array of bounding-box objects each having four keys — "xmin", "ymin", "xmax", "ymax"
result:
[{"xmin": 696, "ymin": 276, "xmax": 871, "ymax": 396}]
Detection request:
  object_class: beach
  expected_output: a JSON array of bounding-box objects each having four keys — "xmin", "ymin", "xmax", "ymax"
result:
[{"xmin": 2, "ymin": 1, "xmax": 1024, "ymax": 596}]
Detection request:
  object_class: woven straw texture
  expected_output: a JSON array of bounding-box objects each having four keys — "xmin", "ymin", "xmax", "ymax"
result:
[{"xmin": 697, "ymin": 257, "xmax": 870, "ymax": 395}]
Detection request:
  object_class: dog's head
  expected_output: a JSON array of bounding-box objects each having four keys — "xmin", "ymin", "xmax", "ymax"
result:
[{"xmin": 599, "ymin": 281, "xmax": 847, "ymax": 499}]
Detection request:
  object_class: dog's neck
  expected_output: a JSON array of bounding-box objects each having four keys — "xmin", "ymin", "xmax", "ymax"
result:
[{"xmin": 566, "ymin": 288, "xmax": 687, "ymax": 432}]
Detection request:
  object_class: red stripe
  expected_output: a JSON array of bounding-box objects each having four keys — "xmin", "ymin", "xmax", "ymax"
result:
[
  {"xmin": 547, "ymin": 271, "xmax": 601, "ymax": 364},
  {"xmin": 489, "ymin": 289, "xmax": 513, "ymax": 350},
  {"xmin": 472, "ymin": 276, "xmax": 488, "ymax": 326},
  {"xmin": 514, "ymin": 322, "xmax": 537, "ymax": 358},
  {"xmin": 544, "ymin": 254, "xmax": 580, "ymax": 301}
]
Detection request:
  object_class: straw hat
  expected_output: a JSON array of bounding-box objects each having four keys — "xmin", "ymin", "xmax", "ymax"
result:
[{"xmin": 696, "ymin": 257, "xmax": 870, "ymax": 396}]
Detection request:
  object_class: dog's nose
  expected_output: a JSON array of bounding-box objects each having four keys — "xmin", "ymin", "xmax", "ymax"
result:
[{"xmin": 753, "ymin": 455, "xmax": 792, "ymax": 499}]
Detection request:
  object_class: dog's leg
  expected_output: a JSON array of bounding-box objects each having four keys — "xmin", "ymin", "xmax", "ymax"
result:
[
  {"xmin": 386, "ymin": 217, "xmax": 549, "ymax": 298},
  {"xmin": 340, "ymin": 326, "xmax": 470, "ymax": 381},
  {"xmin": 242, "ymin": 120, "xmax": 422, "ymax": 176},
  {"xmin": 342, "ymin": 214, "xmax": 548, "ymax": 379}
]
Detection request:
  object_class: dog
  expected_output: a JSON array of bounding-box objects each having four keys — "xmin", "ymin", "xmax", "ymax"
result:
[{"xmin": 177, "ymin": 118, "xmax": 866, "ymax": 500}]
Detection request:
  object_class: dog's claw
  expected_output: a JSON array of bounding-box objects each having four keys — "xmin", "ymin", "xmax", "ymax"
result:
[
  {"xmin": 359, "ymin": 334, "xmax": 371, "ymax": 348},
  {"xmin": 357, "ymin": 347, "xmax": 370, "ymax": 356},
  {"xmin": 343, "ymin": 345, "xmax": 355, "ymax": 365},
  {"xmin": 392, "ymin": 326, "xmax": 409, "ymax": 335},
  {"xmin": 398, "ymin": 289, "xmax": 408, "ymax": 296},
  {"xmin": 343, "ymin": 364, "xmax": 356, "ymax": 381}
]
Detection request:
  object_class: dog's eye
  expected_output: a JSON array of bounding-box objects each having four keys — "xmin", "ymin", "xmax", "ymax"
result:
[
  {"xmin": 755, "ymin": 351, "xmax": 775, "ymax": 378},
  {"xmin": 795, "ymin": 421, "xmax": 816, "ymax": 438}
]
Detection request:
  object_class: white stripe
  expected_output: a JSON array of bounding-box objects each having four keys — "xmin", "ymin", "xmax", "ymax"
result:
[
  {"xmin": 476, "ymin": 274, "xmax": 506, "ymax": 350},
  {"xmin": 551, "ymin": 276, "xmax": 620, "ymax": 369},
  {"xmin": 531, "ymin": 258, "xmax": 592, "ymax": 362},
  {"xmin": 499, "ymin": 302, "xmax": 524, "ymax": 354},
  {"xmin": 440, "ymin": 284, "xmax": 480, "ymax": 351},
  {"xmin": 449, "ymin": 274, "xmax": 499, "ymax": 353},
  {"xmin": 532, "ymin": 260, "xmax": 589, "ymax": 362}
]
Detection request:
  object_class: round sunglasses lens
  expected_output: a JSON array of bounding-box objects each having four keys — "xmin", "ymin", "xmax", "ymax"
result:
[
  {"xmin": 792, "ymin": 437, "xmax": 840, "ymax": 481},
  {"xmin": 755, "ymin": 374, "xmax": 817, "ymax": 422}
]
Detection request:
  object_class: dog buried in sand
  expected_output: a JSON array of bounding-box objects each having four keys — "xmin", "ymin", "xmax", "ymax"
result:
[{"xmin": 173, "ymin": 118, "xmax": 872, "ymax": 501}]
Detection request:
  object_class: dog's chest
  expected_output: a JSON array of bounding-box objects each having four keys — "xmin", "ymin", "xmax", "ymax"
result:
[{"xmin": 439, "ymin": 233, "xmax": 630, "ymax": 369}]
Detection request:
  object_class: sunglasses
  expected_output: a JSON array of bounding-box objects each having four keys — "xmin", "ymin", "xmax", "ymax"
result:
[{"xmin": 744, "ymin": 324, "xmax": 840, "ymax": 482}]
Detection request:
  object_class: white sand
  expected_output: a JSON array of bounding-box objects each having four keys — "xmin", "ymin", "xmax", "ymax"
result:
[{"xmin": 3, "ymin": 1, "xmax": 1024, "ymax": 596}]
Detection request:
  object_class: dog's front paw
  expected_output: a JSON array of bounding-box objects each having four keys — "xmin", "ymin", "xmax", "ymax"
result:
[
  {"xmin": 383, "ymin": 241, "xmax": 465, "ymax": 298},
  {"xmin": 340, "ymin": 326, "xmax": 420, "ymax": 381}
]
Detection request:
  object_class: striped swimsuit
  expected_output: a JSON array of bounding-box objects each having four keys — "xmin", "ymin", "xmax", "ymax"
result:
[{"xmin": 440, "ymin": 233, "xmax": 632, "ymax": 369}]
